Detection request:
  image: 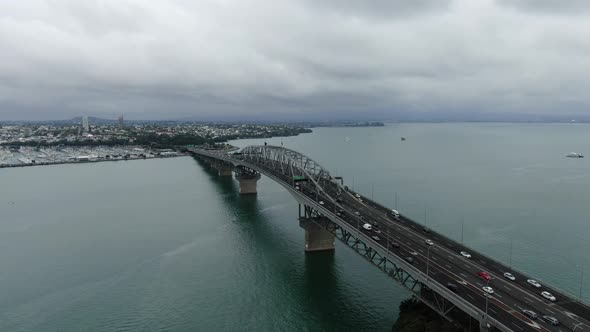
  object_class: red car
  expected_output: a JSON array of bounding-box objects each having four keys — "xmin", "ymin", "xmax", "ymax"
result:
[{"xmin": 478, "ymin": 271, "xmax": 491, "ymax": 281}]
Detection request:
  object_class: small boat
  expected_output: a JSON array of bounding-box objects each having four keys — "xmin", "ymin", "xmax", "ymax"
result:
[
  {"xmin": 401, "ymin": 137, "xmax": 406, "ymax": 141},
  {"xmin": 566, "ymin": 152, "xmax": 584, "ymax": 158}
]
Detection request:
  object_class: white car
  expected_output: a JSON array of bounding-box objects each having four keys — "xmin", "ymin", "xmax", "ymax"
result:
[
  {"xmin": 355, "ymin": 211, "xmax": 361, "ymax": 216},
  {"xmin": 355, "ymin": 193, "xmax": 361, "ymax": 198},
  {"xmin": 482, "ymin": 286, "xmax": 494, "ymax": 294},
  {"xmin": 503, "ymin": 272, "xmax": 516, "ymax": 281},
  {"xmin": 541, "ymin": 291, "xmax": 556, "ymax": 302},
  {"xmin": 391, "ymin": 209, "xmax": 400, "ymax": 218},
  {"xmin": 425, "ymin": 239, "xmax": 434, "ymax": 246},
  {"xmin": 460, "ymin": 251, "xmax": 471, "ymax": 258},
  {"xmin": 527, "ymin": 279, "xmax": 541, "ymax": 288},
  {"xmin": 410, "ymin": 251, "xmax": 419, "ymax": 256},
  {"xmin": 362, "ymin": 223, "xmax": 372, "ymax": 231},
  {"xmin": 319, "ymin": 200, "xmax": 325, "ymax": 205}
]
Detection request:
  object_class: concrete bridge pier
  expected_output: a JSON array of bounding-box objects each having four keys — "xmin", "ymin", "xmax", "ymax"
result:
[
  {"xmin": 235, "ymin": 173, "xmax": 261, "ymax": 194},
  {"xmin": 215, "ymin": 163, "xmax": 233, "ymax": 176},
  {"xmin": 299, "ymin": 217, "xmax": 335, "ymax": 252}
]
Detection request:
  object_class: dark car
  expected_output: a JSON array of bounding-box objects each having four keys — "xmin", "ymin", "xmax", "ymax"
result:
[
  {"xmin": 542, "ymin": 316, "xmax": 559, "ymax": 326},
  {"xmin": 522, "ymin": 309, "xmax": 537, "ymax": 320},
  {"xmin": 404, "ymin": 257, "xmax": 414, "ymax": 264},
  {"xmin": 422, "ymin": 227, "xmax": 431, "ymax": 234},
  {"xmin": 446, "ymin": 283, "xmax": 459, "ymax": 293},
  {"xmin": 391, "ymin": 242, "xmax": 400, "ymax": 249}
]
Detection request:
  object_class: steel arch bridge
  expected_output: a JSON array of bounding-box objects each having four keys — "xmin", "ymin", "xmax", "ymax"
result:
[{"xmin": 190, "ymin": 145, "xmax": 590, "ymax": 332}]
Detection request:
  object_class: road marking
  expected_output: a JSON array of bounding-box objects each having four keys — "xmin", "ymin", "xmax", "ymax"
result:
[
  {"xmin": 466, "ymin": 294, "xmax": 475, "ymax": 300},
  {"xmin": 511, "ymin": 322, "xmax": 524, "ymax": 331},
  {"xmin": 476, "ymin": 282, "xmax": 483, "ymax": 287},
  {"xmin": 494, "ymin": 293, "xmax": 502, "ymax": 298},
  {"xmin": 524, "ymin": 321, "xmax": 543, "ymax": 330},
  {"xmin": 432, "ymin": 256, "xmax": 438, "ymax": 261},
  {"xmin": 432, "ymin": 247, "xmax": 439, "ymax": 251},
  {"xmin": 395, "ymin": 236, "xmax": 401, "ymax": 239},
  {"xmin": 406, "ymin": 242, "xmax": 411, "ymax": 245},
  {"xmin": 479, "ymin": 259, "xmax": 486, "ymax": 264},
  {"xmin": 460, "ymin": 273, "xmax": 467, "ymax": 278},
  {"xmin": 544, "ymin": 307, "xmax": 555, "ymax": 314},
  {"xmin": 514, "ymin": 305, "xmax": 523, "ymax": 310},
  {"xmin": 445, "ymin": 264, "xmax": 452, "ymax": 269},
  {"xmin": 489, "ymin": 307, "xmax": 497, "ymax": 314}
]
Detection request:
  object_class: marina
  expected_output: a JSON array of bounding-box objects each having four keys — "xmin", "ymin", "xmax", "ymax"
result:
[{"xmin": 0, "ymin": 146, "xmax": 185, "ymax": 168}]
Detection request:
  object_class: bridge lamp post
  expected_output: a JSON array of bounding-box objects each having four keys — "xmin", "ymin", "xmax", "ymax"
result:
[
  {"xmin": 426, "ymin": 245, "xmax": 433, "ymax": 284},
  {"xmin": 484, "ymin": 278, "xmax": 492, "ymax": 326},
  {"xmin": 577, "ymin": 264, "xmax": 585, "ymax": 301}
]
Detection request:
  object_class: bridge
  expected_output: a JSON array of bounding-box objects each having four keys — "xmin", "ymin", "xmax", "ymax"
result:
[{"xmin": 190, "ymin": 145, "xmax": 590, "ymax": 332}]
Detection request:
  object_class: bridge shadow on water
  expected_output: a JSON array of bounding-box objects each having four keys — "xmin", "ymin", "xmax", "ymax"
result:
[{"xmin": 191, "ymin": 157, "xmax": 390, "ymax": 330}]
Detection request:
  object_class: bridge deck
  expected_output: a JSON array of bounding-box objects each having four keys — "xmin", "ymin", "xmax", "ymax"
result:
[{"xmin": 192, "ymin": 147, "xmax": 590, "ymax": 332}]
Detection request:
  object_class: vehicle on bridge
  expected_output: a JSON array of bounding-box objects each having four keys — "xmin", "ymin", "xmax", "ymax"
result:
[
  {"xmin": 460, "ymin": 251, "xmax": 471, "ymax": 258},
  {"xmin": 362, "ymin": 223, "xmax": 372, "ymax": 231},
  {"xmin": 478, "ymin": 271, "xmax": 491, "ymax": 281},
  {"xmin": 541, "ymin": 291, "xmax": 556, "ymax": 302},
  {"xmin": 542, "ymin": 315, "xmax": 560, "ymax": 326},
  {"xmin": 503, "ymin": 272, "xmax": 516, "ymax": 281},
  {"xmin": 483, "ymin": 286, "xmax": 494, "ymax": 294},
  {"xmin": 522, "ymin": 309, "xmax": 538, "ymax": 319},
  {"xmin": 390, "ymin": 209, "xmax": 400, "ymax": 218},
  {"xmin": 527, "ymin": 279, "xmax": 542, "ymax": 288}
]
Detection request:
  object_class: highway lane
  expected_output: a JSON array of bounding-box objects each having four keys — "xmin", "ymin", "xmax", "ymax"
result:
[
  {"xmin": 343, "ymin": 188, "xmax": 590, "ymax": 330},
  {"xmin": 223, "ymin": 155, "xmax": 589, "ymax": 331},
  {"xmin": 324, "ymin": 182, "xmax": 589, "ymax": 331},
  {"xmin": 291, "ymin": 177, "xmax": 550, "ymax": 331}
]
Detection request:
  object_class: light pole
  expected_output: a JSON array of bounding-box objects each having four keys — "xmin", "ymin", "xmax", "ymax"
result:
[
  {"xmin": 394, "ymin": 192, "xmax": 398, "ymax": 210},
  {"xmin": 577, "ymin": 265, "xmax": 585, "ymax": 301},
  {"xmin": 484, "ymin": 278, "xmax": 492, "ymax": 325},
  {"xmin": 508, "ymin": 239, "xmax": 513, "ymax": 268},
  {"xmin": 426, "ymin": 245, "xmax": 433, "ymax": 284},
  {"xmin": 371, "ymin": 183, "xmax": 374, "ymax": 200},
  {"xmin": 460, "ymin": 220, "xmax": 464, "ymax": 244}
]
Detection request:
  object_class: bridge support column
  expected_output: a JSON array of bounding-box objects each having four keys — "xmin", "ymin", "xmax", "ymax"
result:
[
  {"xmin": 235, "ymin": 173, "xmax": 261, "ymax": 195},
  {"xmin": 216, "ymin": 164, "xmax": 233, "ymax": 176},
  {"xmin": 299, "ymin": 217, "xmax": 335, "ymax": 252}
]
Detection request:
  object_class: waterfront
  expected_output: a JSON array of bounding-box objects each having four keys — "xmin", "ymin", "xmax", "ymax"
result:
[
  {"xmin": 1, "ymin": 123, "xmax": 589, "ymax": 331},
  {"xmin": 0, "ymin": 146, "xmax": 184, "ymax": 168}
]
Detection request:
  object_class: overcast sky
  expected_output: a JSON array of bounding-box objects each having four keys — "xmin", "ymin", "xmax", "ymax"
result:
[{"xmin": 1, "ymin": 0, "xmax": 590, "ymax": 121}]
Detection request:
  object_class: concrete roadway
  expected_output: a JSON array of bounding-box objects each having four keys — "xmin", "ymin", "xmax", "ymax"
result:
[
  {"xmin": 313, "ymin": 179, "xmax": 590, "ymax": 332},
  {"xmin": 234, "ymin": 157, "xmax": 589, "ymax": 331}
]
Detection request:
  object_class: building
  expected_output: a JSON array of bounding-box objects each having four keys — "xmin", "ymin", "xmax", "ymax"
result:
[
  {"xmin": 82, "ymin": 115, "xmax": 89, "ymax": 132},
  {"xmin": 118, "ymin": 115, "xmax": 124, "ymax": 127}
]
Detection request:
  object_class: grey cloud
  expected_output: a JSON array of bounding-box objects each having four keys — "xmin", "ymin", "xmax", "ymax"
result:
[
  {"xmin": 301, "ymin": 0, "xmax": 452, "ymax": 19},
  {"xmin": 497, "ymin": 0, "xmax": 590, "ymax": 14},
  {"xmin": 0, "ymin": 0, "xmax": 590, "ymax": 121}
]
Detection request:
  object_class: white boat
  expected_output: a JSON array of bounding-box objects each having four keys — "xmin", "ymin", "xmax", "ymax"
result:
[{"xmin": 566, "ymin": 152, "xmax": 584, "ymax": 158}]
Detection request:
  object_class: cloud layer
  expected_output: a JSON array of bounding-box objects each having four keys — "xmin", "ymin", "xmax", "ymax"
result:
[{"xmin": 1, "ymin": 0, "xmax": 589, "ymax": 120}]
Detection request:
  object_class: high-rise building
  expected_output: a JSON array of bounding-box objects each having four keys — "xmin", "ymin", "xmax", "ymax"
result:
[
  {"xmin": 118, "ymin": 115, "xmax": 124, "ymax": 127},
  {"xmin": 82, "ymin": 115, "xmax": 89, "ymax": 132}
]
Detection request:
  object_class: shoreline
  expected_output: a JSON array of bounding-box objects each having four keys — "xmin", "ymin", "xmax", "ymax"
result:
[{"xmin": 0, "ymin": 153, "xmax": 187, "ymax": 169}]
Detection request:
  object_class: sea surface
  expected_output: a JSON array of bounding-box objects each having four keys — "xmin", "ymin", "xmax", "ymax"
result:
[{"xmin": 0, "ymin": 123, "xmax": 589, "ymax": 331}]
